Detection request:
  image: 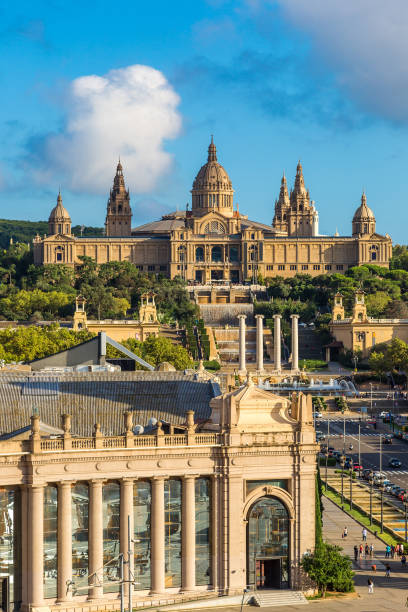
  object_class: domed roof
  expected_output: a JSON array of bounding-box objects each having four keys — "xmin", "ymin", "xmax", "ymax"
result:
[
  {"xmin": 353, "ymin": 192, "xmax": 375, "ymax": 222},
  {"xmin": 48, "ymin": 192, "xmax": 71, "ymax": 222},
  {"xmin": 192, "ymin": 137, "xmax": 233, "ymax": 192}
]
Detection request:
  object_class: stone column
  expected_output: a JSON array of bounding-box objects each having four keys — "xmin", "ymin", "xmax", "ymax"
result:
[
  {"xmin": 273, "ymin": 314, "xmax": 281, "ymax": 372},
  {"xmin": 211, "ymin": 475, "xmax": 220, "ymax": 590},
  {"xmin": 28, "ymin": 484, "xmax": 44, "ymax": 606},
  {"xmin": 237, "ymin": 314, "xmax": 246, "ymax": 374},
  {"xmin": 182, "ymin": 475, "xmax": 197, "ymax": 592},
  {"xmin": 255, "ymin": 314, "xmax": 264, "ymax": 373},
  {"xmin": 291, "ymin": 314, "xmax": 299, "ymax": 372},
  {"xmin": 151, "ymin": 477, "xmax": 165, "ymax": 594},
  {"xmin": 57, "ymin": 481, "xmax": 73, "ymax": 602},
  {"xmin": 120, "ymin": 478, "xmax": 134, "ymax": 601},
  {"xmin": 88, "ymin": 480, "xmax": 104, "ymax": 600}
]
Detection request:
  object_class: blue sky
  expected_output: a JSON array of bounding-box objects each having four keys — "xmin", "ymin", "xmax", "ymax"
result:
[{"xmin": 1, "ymin": 0, "xmax": 407, "ymax": 241}]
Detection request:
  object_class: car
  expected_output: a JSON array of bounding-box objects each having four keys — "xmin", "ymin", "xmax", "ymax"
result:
[
  {"xmin": 344, "ymin": 459, "xmax": 353, "ymax": 470},
  {"xmin": 328, "ymin": 446, "xmax": 335, "ymax": 453},
  {"xmin": 353, "ymin": 462, "xmax": 363, "ymax": 471},
  {"xmin": 379, "ymin": 411, "xmax": 389, "ymax": 418},
  {"xmin": 313, "ymin": 411, "xmax": 323, "ymax": 419},
  {"xmin": 320, "ymin": 444, "xmax": 328, "ymax": 453},
  {"xmin": 383, "ymin": 435, "xmax": 393, "ymax": 445},
  {"xmin": 398, "ymin": 490, "xmax": 407, "ymax": 501},
  {"xmin": 389, "ymin": 458, "xmax": 402, "ymax": 468},
  {"xmin": 392, "ymin": 486, "xmax": 403, "ymax": 497},
  {"xmin": 366, "ymin": 418, "xmax": 377, "ymax": 425},
  {"xmin": 385, "ymin": 483, "xmax": 394, "ymax": 493}
]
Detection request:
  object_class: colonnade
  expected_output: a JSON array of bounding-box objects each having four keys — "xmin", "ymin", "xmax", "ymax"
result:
[
  {"xmin": 26, "ymin": 474, "xmax": 213, "ymax": 606},
  {"xmin": 236, "ymin": 313, "xmax": 299, "ymax": 373}
]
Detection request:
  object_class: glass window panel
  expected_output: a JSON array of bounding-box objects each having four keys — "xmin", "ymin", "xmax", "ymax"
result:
[
  {"xmin": 134, "ymin": 481, "xmax": 151, "ymax": 590},
  {"xmin": 164, "ymin": 479, "xmax": 181, "ymax": 588},
  {"xmin": 44, "ymin": 486, "xmax": 58, "ymax": 598},
  {"xmin": 103, "ymin": 483, "xmax": 120, "ymax": 593},
  {"xmin": 246, "ymin": 480, "xmax": 288, "ymax": 496},
  {"xmin": 72, "ymin": 483, "xmax": 89, "ymax": 594},
  {"xmin": 247, "ymin": 497, "xmax": 289, "ymax": 589},
  {"xmin": 0, "ymin": 488, "xmax": 20, "ymax": 605},
  {"xmin": 195, "ymin": 478, "xmax": 211, "ymax": 585}
]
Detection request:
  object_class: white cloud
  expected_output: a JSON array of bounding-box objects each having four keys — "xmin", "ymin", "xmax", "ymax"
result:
[
  {"xmin": 31, "ymin": 64, "xmax": 182, "ymax": 193},
  {"xmin": 277, "ymin": 0, "xmax": 408, "ymax": 121}
]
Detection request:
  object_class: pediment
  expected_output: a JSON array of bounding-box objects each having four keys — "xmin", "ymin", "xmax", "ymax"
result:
[{"xmin": 43, "ymin": 233, "xmax": 76, "ymax": 242}]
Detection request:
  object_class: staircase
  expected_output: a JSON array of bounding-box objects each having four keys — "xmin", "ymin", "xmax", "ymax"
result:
[
  {"xmin": 252, "ymin": 590, "xmax": 308, "ymax": 607},
  {"xmin": 298, "ymin": 328, "xmax": 324, "ymax": 360},
  {"xmin": 159, "ymin": 325, "xmax": 185, "ymax": 347}
]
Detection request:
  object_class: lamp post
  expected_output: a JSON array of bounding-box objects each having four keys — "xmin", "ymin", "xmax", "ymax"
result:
[
  {"xmin": 325, "ymin": 419, "xmax": 330, "ymax": 490},
  {"xmin": 343, "ymin": 412, "xmax": 346, "ymax": 456},
  {"xmin": 405, "ymin": 497, "xmax": 408, "ymax": 544},
  {"xmin": 349, "ymin": 467, "xmax": 353, "ymax": 512},
  {"xmin": 380, "ymin": 434, "xmax": 383, "ymax": 476},
  {"xmin": 358, "ymin": 422, "xmax": 361, "ymax": 477},
  {"xmin": 340, "ymin": 455, "xmax": 345, "ymax": 507},
  {"xmin": 369, "ymin": 475, "xmax": 373, "ymax": 526},
  {"xmin": 370, "ymin": 383, "xmax": 373, "ymax": 417},
  {"xmin": 380, "ymin": 484, "xmax": 384, "ymax": 534}
]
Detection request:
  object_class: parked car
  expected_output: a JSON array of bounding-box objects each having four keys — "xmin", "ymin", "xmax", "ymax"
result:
[
  {"xmin": 389, "ymin": 458, "xmax": 402, "ymax": 468},
  {"xmin": 391, "ymin": 486, "xmax": 403, "ymax": 497},
  {"xmin": 384, "ymin": 483, "xmax": 394, "ymax": 493},
  {"xmin": 313, "ymin": 411, "xmax": 323, "ymax": 419},
  {"xmin": 383, "ymin": 434, "xmax": 393, "ymax": 444},
  {"xmin": 353, "ymin": 462, "xmax": 363, "ymax": 471}
]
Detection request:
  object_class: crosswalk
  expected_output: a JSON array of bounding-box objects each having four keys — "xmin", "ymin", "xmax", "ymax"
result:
[{"xmin": 326, "ymin": 432, "xmax": 382, "ymax": 437}]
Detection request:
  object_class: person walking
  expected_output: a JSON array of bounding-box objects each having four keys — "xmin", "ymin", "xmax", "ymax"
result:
[
  {"xmin": 354, "ymin": 545, "xmax": 358, "ymax": 562},
  {"xmin": 365, "ymin": 544, "xmax": 369, "ymax": 558},
  {"xmin": 386, "ymin": 545, "xmax": 391, "ymax": 559},
  {"xmin": 343, "ymin": 526, "xmax": 348, "ymax": 538},
  {"xmin": 402, "ymin": 554, "xmax": 406, "ymax": 568},
  {"xmin": 359, "ymin": 544, "xmax": 363, "ymax": 558},
  {"xmin": 368, "ymin": 578, "xmax": 374, "ymax": 594},
  {"xmin": 370, "ymin": 543, "xmax": 374, "ymax": 558},
  {"xmin": 391, "ymin": 544, "xmax": 395, "ymax": 558},
  {"xmin": 362, "ymin": 527, "xmax": 367, "ymax": 542},
  {"xmin": 386, "ymin": 564, "xmax": 391, "ymax": 578}
]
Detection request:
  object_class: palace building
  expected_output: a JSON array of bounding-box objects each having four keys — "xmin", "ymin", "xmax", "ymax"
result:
[
  {"xmin": 33, "ymin": 139, "xmax": 392, "ymax": 280},
  {"xmin": 0, "ymin": 369, "xmax": 317, "ymax": 611}
]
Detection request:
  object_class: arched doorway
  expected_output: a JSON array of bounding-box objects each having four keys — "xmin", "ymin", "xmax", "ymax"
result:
[{"xmin": 247, "ymin": 496, "xmax": 289, "ymax": 589}]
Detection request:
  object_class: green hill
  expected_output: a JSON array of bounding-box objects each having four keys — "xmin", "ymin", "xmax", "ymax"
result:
[{"xmin": 0, "ymin": 219, "xmax": 103, "ymax": 248}]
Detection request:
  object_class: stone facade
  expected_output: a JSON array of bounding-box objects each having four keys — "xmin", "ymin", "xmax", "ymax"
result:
[
  {"xmin": 0, "ymin": 372, "xmax": 317, "ymax": 611},
  {"xmin": 329, "ymin": 291, "xmax": 408, "ymax": 358},
  {"xmin": 33, "ymin": 140, "xmax": 392, "ymax": 279}
]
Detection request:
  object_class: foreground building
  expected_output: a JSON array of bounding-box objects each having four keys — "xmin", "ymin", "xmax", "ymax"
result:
[
  {"xmin": 0, "ymin": 369, "xmax": 316, "ymax": 611},
  {"xmin": 33, "ymin": 140, "xmax": 392, "ymax": 279}
]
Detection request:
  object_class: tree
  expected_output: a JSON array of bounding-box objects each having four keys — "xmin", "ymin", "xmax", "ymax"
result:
[
  {"xmin": 301, "ymin": 542, "xmax": 354, "ymax": 597},
  {"xmin": 365, "ymin": 291, "xmax": 390, "ymax": 317},
  {"xmin": 383, "ymin": 299, "xmax": 408, "ymax": 319}
]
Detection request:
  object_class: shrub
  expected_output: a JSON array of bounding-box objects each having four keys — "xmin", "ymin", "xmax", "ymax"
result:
[
  {"xmin": 301, "ymin": 542, "xmax": 354, "ymax": 597},
  {"xmin": 299, "ymin": 359, "xmax": 328, "ymax": 370}
]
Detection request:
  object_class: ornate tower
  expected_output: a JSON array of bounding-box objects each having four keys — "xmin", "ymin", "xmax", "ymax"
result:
[
  {"xmin": 48, "ymin": 191, "xmax": 71, "ymax": 236},
  {"xmin": 352, "ymin": 289, "xmax": 367, "ymax": 322},
  {"xmin": 332, "ymin": 292, "xmax": 345, "ymax": 321},
  {"xmin": 287, "ymin": 161, "xmax": 316, "ymax": 237},
  {"xmin": 191, "ymin": 137, "xmax": 234, "ymax": 218},
  {"xmin": 105, "ymin": 160, "xmax": 132, "ymax": 236},
  {"xmin": 272, "ymin": 173, "xmax": 290, "ymax": 233},
  {"xmin": 352, "ymin": 192, "xmax": 376, "ymax": 236}
]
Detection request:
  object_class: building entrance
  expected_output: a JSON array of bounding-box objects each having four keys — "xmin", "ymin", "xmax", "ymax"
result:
[{"xmin": 247, "ymin": 496, "xmax": 289, "ymax": 589}]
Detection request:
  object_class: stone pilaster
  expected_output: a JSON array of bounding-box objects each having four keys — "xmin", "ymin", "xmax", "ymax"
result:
[
  {"xmin": 182, "ymin": 475, "xmax": 197, "ymax": 591},
  {"xmin": 237, "ymin": 314, "xmax": 246, "ymax": 375},
  {"xmin": 88, "ymin": 480, "xmax": 104, "ymax": 600},
  {"xmin": 57, "ymin": 481, "xmax": 73, "ymax": 602},
  {"xmin": 255, "ymin": 314, "xmax": 264, "ymax": 373},
  {"xmin": 273, "ymin": 314, "xmax": 282, "ymax": 372},
  {"xmin": 120, "ymin": 478, "xmax": 134, "ymax": 600},
  {"xmin": 28, "ymin": 484, "xmax": 44, "ymax": 606},
  {"xmin": 150, "ymin": 476, "xmax": 166, "ymax": 594},
  {"xmin": 291, "ymin": 314, "xmax": 299, "ymax": 372}
]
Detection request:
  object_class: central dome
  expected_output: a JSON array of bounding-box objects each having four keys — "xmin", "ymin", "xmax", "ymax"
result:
[{"xmin": 191, "ymin": 137, "xmax": 234, "ymax": 217}]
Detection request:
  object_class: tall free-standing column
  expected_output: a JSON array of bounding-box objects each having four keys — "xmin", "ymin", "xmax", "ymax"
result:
[
  {"xmin": 28, "ymin": 484, "xmax": 44, "ymax": 606},
  {"xmin": 182, "ymin": 475, "xmax": 197, "ymax": 592},
  {"xmin": 291, "ymin": 314, "xmax": 299, "ymax": 371},
  {"xmin": 237, "ymin": 314, "xmax": 247, "ymax": 374},
  {"xmin": 88, "ymin": 480, "xmax": 104, "ymax": 600},
  {"xmin": 273, "ymin": 314, "xmax": 282, "ymax": 372},
  {"xmin": 151, "ymin": 476, "xmax": 166, "ymax": 594},
  {"xmin": 255, "ymin": 314, "xmax": 264, "ymax": 372},
  {"xmin": 57, "ymin": 481, "xmax": 73, "ymax": 602},
  {"xmin": 120, "ymin": 478, "xmax": 134, "ymax": 601}
]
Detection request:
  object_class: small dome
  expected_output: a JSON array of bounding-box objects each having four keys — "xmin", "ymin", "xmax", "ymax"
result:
[
  {"xmin": 192, "ymin": 137, "xmax": 233, "ymax": 192},
  {"xmin": 48, "ymin": 192, "xmax": 71, "ymax": 223},
  {"xmin": 353, "ymin": 192, "xmax": 375, "ymax": 222}
]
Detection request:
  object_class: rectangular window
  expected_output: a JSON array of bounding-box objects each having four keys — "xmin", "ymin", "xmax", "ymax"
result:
[
  {"xmin": 290, "ymin": 265, "xmax": 297, "ymax": 271},
  {"xmin": 267, "ymin": 265, "xmax": 273, "ymax": 271},
  {"xmin": 148, "ymin": 265, "xmax": 155, "ymax": 271},
  {"xmin": 56, "ymin": 252, "xmax": 62, "ymax": 262},
  {"xmin": 165, "ymin": 479, "xmax": 182, "ymax": 587},
  {"xmin": 195, "ymin": 478, "xmax": 211, "ymax": 585},
  {"xmin": 44, "ymin": 485, "xmax": 58, "ymax": 598},
  {"xmin": 103, "ymin": 483, "xmax": 120, "ymax": 593},
  {"xmin": 313, "ymin": 264, "xmax": 320, "ymax": 270},
  {"xmin": 336, "ymin": 264, "xmax": 344, "ymax": 270},
  {"xmin": 301, "ymin": 265, "xmax": 308, "ymax": 270},
  {"xmin": 136, "ymin": 265, "xmax": 143, "ymax": 270},
  {"xmin": 134, "ymin": 481, "xmax": 151, "ymax": 590},
  {"xmin": 72, "ymin": 483, "xmax": 89, "ymax": 593},
  {"xmin": 177, "ymin": 265, "xmax": 181, "ymax": 270},
  {"xmin": 278, "ymin": 265, "xmax": 285, "ymax": 271},
  {"xmin": 159, "ymin": 265, "xmax": 167, "ymax": 271},
  {"xmin": 0, "ymin": 489, "xmax": 19, "ymax": 605},
  {"xmin": 325, "ymin": 264, "xmax": 332, "ymax": 270}
]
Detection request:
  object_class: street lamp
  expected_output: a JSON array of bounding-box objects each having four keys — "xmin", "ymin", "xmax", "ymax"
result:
[
  {"xmin": 358, "ymin": 422, "xmax": 361, "ymax": 477},
  {"xmin": 369, "ymin": 475, "xmax": 373, "ymax": 526},
  {"xmin": 405, "ymin": 496, "xmax": 408, "ymax": 544},
  {"xmin": 370, "ymin": 383, "xmax": 373, "ymax": 417},
  {"xmin": 340, "ymin": 455, "xmax": 345, "ymax": 507},
  {"xmin": 380, "ymin": 483, "xmax": 384, "ymax": 534},
  {"xmin": 325, "ymin": 419, "xmax": 330, "ymax": 490},
  {"xmin": 349, "ymin": 467, "xmax": 353, "ymax": 512}
]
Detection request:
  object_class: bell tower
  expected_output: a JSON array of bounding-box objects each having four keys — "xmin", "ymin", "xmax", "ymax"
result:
[
  {"xmin": 332, "ymin": 292, "xmax": 345, "ymax": 321},
  {"xmin": 287, "ymin": 161, "xmax": 316, "ymax": 237},
  {"xmin": 105, "ymin": 160, "xmax": 132, "ymax": 236}
]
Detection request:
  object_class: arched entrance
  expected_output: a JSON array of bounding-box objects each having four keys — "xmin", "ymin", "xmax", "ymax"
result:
[{"xmin": 247, "ymin": 496, "xmax": 289, "ymax": 589}]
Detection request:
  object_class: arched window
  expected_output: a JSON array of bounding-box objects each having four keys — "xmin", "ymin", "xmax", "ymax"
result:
[
  {"xmin": 336, "ymin": 314, "xmax": 342, "ymax": 320},
  {"xmin": 203, "ymin": 221, "xmax": 225, "ymax": 234},
  {"xmin": 370, "ymin": 245, "xmax": 379, "ymax": 261},
  {"xmin": 211, "ymin": 246, "xmax": 223, "ymax": 262},
  {"xmin": 196, "ymin": 247, "xmax": 204, "ymax": 262},
  {"xmin": 247, "ymin": 497, "xmax": 289, "ymax": 589},
  {"xmin": 358, "ymin": 312, "xmax": 363, "ymax": 321}
]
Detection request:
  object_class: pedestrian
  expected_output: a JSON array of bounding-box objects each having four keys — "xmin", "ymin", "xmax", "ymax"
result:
[
  {"xmin": 362, "ymin": 527, "xmax": 367, "ymax": 541},
  {"xmin": 359, "ymin": 544, "xmax": 363, "ymax": 558},
  {"xmin": 365, "ymin": 544, "xmax": 369, "ymax": 558},
  {"xmin": 396, "ymin": 543, "xmax": 400, "ymax": 556},
  {"xmin": 386, "ymin": 564, "xmax": 391, "ymax": 578},
  {"xmin": 343, "ymin": 526, "xmax": 348, "ymax": 538},
  {"xmin": 370, "ymin": 543, "xmax": 374, "ymax": 558},
  {"xmin": 402, "ymin": 554, "xmax": 406, "ymax": 568},
  {"xmin": 354, "ymin": 545, "xmax": 358, "ymax": 562},
  {"xmin": 368, "ymin": 578, "xmax": 374, "ymax": 594},
  {"xmin": 402, "ymin": 544, "xmax": 405, "ymax": 555},
  {"xmin": 391, "ymin": 544, "xmax": 395, "ymax": 558},
  {"xmin": 386, "ymin": 545, "xmax": 391, "ymax": 558}
]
